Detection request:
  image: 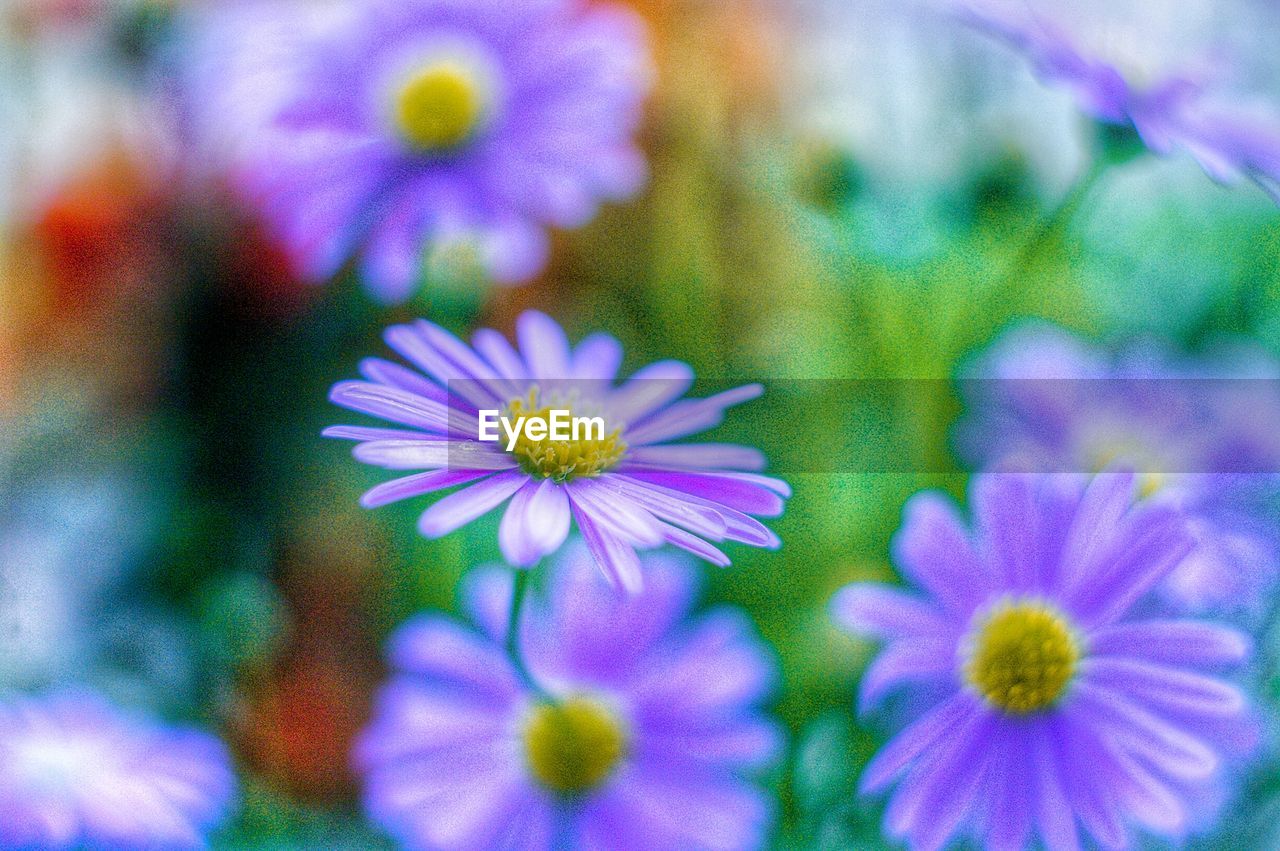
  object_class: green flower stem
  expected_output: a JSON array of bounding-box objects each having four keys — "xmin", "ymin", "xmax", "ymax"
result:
[
  {"xmin": 505, "ymin": 568, "xmax": 545, "ymax": 696},
  {"xmin": 981, "ymin": 155, "xmax": 1113, "ymax": 320}
]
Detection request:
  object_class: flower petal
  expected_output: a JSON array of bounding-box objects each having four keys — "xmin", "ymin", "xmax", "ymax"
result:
[
  {"xmin": 1083, "ymin": 657, "xmax": 1245, "ymax": 718},
  {"xmin": 619, "ymin": 469, "xmax": 788, "ymax": 517},
  {"xmin": 570, "ymin": 332, "xmax": 624, "ymax": 381},
  {"xmin": 891, "ymin": 490, "xmax": 989, "ymax": 613},
  {"xmin": 353, "ymin": 439, "xmax": 515, "ymax": 471},
  {"xmin": 830, "ymin": 584, "xmax": 951, "ymax": 642},
  {"xmin": 608, "ymin": 360, "xmax": 695, "ymax": 423},
  {"xmin": 516, "ymin": 310, "xmax": 572, "ymax": 377},
  {"xmin": 571, "ymin": 497, "xmax": 644, "ymax": 593},
  {"xmin": 361, "ymin": 468, "xmax": 497, "ymax": 508},
  {"xmin": 859, "ymin": 692, "xmax": 979, "ymax": 794},
  {"xmin": 329, "ymin": 380, "xmax": 452, "ymax": 433},
  {"xmin": 416, "ymin": 470, "xmax": 529, "ymax": 537},
  {"xmin": 498, "ymin": 478, "xmax": 571, "ymax": 566},
  {"xmin": 624, "ymin": 384, "xmax": 763, "ymax": 445},
  {"xmin": 626, "ymin": 443, "xmax": 767, "ymax": 471},
  {"xmin": 1073, "ymin": 682, "xmax": 1219, "ymax": 781},
  {"xmin": 858, "ymin": 639, "xmax": 955, "ymax": 715},
  {"xmin": 1090, "ymin": 621, "xmax": 1250, "ymax": 667},
  {"xmin": 384, "ymin": 619, "xmax": 520, "ymax": 701}
]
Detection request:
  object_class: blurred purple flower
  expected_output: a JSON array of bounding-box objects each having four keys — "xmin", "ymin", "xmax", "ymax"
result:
[
  {"xmin": 357, "ymin": 542, "xmax": 782, "ymax": 850},
  {"xmin": 325, "ymin": 310, "xmax": 789, "ymax": 592},
  {"xmin": 945, "ymin": 0, "xmax": 1280, "ymax": 199},
  {"xmin": 957, "ymin": 321, "xmax": 1280, "ymax": 615},
  {"xmin": 0, "ymin": 691, "xmax": 236, "ymax": 848},
  {"xmin": 186, "ymin": 0, "xmax": 652, "ymax": 302},
  {"xmin": 832, "ymin": 472, "xmax": 1257, "ymax": 850}
]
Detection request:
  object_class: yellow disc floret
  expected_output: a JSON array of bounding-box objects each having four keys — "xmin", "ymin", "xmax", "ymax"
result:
[
  {"xmin": 394, "ymin": 62, "xmax": 484, "ymax": 152},
  {"xmin": 523, "ymin": 696, "xmax": 628, "ymax": 795},
  {"xmin": 965, "ymin": 600, "xmax": 1080, "ymax": 715},
  {"xmin": 505, "ymin": 390, "xmax": 626, "ymax": 482}
]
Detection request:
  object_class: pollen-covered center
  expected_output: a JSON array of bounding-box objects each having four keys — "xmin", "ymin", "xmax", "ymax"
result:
[
  {"xmin": 505, "ymin": 390, "xmax": 626, "ymax": 482},
  {"xmin": 965, "ymin": 601, "xmax": 1079, "ymax": 715},
  {"xmin": 393, "ymin": 62, "xmax": 484, "ymax": 152},
  {"xmin": 523, "ymin": 696, "xmax": 627, "ymax": 795}
]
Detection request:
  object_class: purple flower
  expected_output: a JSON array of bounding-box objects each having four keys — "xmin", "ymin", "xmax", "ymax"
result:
[
  {"xmin": 188, "ymin": 0, "xmax": 652, "ymax": 302},
  {"xmin": 957, "ymin": 321, "xmax": 1280, "ymax": 615},
  {"xmin": 325, "ymin": 310, "xmax": 789, "ymax": 592},
  {"xmin": 0, "ymin": 691, "xmax": 236, "ymax": 848},
  {"xmin": 356, "ymin": 542, "xmax": 782, "ymax": 849},
  {"xmin": 831, "ymin": 472, "xmax": 1257, "ymax": 851},
  {"xmin": 944, "ymin": 0, "xmax": 1280, "ymax": 199}
]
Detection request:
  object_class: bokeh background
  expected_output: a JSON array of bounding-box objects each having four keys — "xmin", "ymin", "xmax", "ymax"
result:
[{"xmin": 3, "ymin": 0, "xmax": 1280, "ymax": 847}]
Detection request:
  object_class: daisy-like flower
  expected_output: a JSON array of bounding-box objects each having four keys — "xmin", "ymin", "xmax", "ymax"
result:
[
  {"xmin": 189, "ymin": 0, "xmax": 652, "ymax": 302},
  {"xmin": 0, "ymin": 690, "xmax": 236, "ymax": 848},
  {"xmin": 325, "ymin": 310, "xmax": 789, "ymax": 592},
  {"xmin": 957, "ymin": 321, "xmax": 1280, "ymax": 615},
  {"xmin": 942, "ymin": 0, "xmax": 1280, "ymax": 199},
  {"xmin": 831, "ymin": 472, "xmax": 1256, "ymax": 851},
  {"xmin": 356, "ymin": 542, "xmax": 782, "ymax": 849}
]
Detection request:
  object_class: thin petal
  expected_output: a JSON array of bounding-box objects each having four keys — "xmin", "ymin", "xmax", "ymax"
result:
[
  {"xmin": 830, "ymin": 584, "xmax": 952, "ymax": 642},
  {"xmin": 596, "ymin": 474, "xmax": 728, "ymax": 540},
  {"xmin": 619, "ymin": 469, "xmax": 788, "ymax": 517},
  {"xmin": 608, "ymin": 360, "xmax": 695, "ymax": 423},
  {"xmin": 571, "ymin": 497, "xmax": 644, "ymax": 593},
  {"xmin": 329, "ymin": 380, "xmax": 452, "ymax": 433},
  {"xmin": 1032, "ymin": 726, "xmax": 1081, "ymax": 851},
  {"xmin": 1083, "ymin": 657, "xmax": 1245, "ymax": 718},
  {"xmin": 517, "ymin": 311, "xmax": 572, "ymax": 377},
  {"xmin": 568, "ymin": 479, "xmax": 665, "ymax": 547},
  {"xmin": 1073, "ymin": 508, "xmax": 1195, "ymax": 628},
  {"xmin": 626, "ymin": 444, "xmax": 767, "ymax": 471},
  {"xmin": 360, "ymin": 468, "xmax": 496, "ymax": 509},
  {"xmin": 1072, "ymin": 682, "xmax": 1218, "ymax": 781},
  {"xmin": 624, "ymin": 384, "xmax": 763, "ymax": 445},
  {"xmin": 859, "ymin": 693, "xmax": 980, "ymax": 794},
  {"xmin": 384, "ymin": 619, "xmax": 519, "ymax": 700},
  {"xmin": 607, "ymin": 474, "xmax": 780, "ymax": 547},
  {"xmin": 323, "ymin": 424, "xmax": 431, "ymax": 442},
  {"xmin": 1090, "ymin": 621, "xmax": 1250, "ymax": 667},
  {"xmin": 891, "ymin": 490, "xmax": 989, "ymax": 613},
  {"xmin": 470, "ymin": 328, "xmax": 527, "ymax": 381},
  {"xmin": 657, "ymin": 523, "xmax": 732, "ymax": 567},
  {"xmin": 358, "ymin": 357, "xmax": 447, "ymax": 400},
  {"xmin": 859, "ymin": 639, "xmax": 956, "ymax": 714},
  {"xmin": 570, "ymin": 332, "xmax": 624, "ymax": 381},
  {"xmin": 890, "ymin": 710, "xmax": 996, "ymax": 851},
  {"xmin": 353, "ymin": 439, "xmax": 515, "ymax": 471},
  {"xmin": 417, "ymin": 470, "xmax": 529, "ymax": 537},
  {"xmin": 498, "ymin": 478, "xmax": 571, "ymax": 566},
  {"xmin": 1058, "ymin": 472, "xmax": 1137, "ymax": 599},
  {"xmin": 973, "ymin": 473, "xmax": 1041, "ymax": 591}
]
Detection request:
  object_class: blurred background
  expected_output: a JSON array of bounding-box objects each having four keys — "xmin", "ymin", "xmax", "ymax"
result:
[{"xmin": 3, "ymin": 0, "xmax": 1280, "ymax": 846}]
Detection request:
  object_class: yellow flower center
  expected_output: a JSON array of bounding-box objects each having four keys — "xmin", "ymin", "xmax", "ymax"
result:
[
  {"xmin": 393, "ymin": 62, "xmax": 485, "ymax": 152},
  {"xmin": 505, "ymin": 390, "xmax": 627, "ymax": 482},
  {"xmin": 965, "ymin": 601, "xmax": 1079, "ymax": 715},
  {"xmin": 522, "ymin": 696, "xmax": 628, "ymax": 795}
]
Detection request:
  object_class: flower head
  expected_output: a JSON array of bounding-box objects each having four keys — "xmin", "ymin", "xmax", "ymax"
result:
[
  {"xmin": 188, "ymin": 0, "xmax": 652, "ymax": 302},
  {"xmin": 832, "ymin": 472, "xmax": 1257, "ymax": 850},
  {"xmin": 325, "ymin": 310, "xmax": 789, "ymax": 592},
  {"xmin": 356, "ymin": 542, "xmax": 782, "ymax": 849},
  {"xmin": 957, "ymin": 321, "xmax": 1280, "ymax": 614},
  {"xmin": 945, "ymin": 0, "xmax": 1280, "ymax": 199},
  {"xmin": 0, "ymin": 691, "xmax": 237, "ymax": 848}
]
